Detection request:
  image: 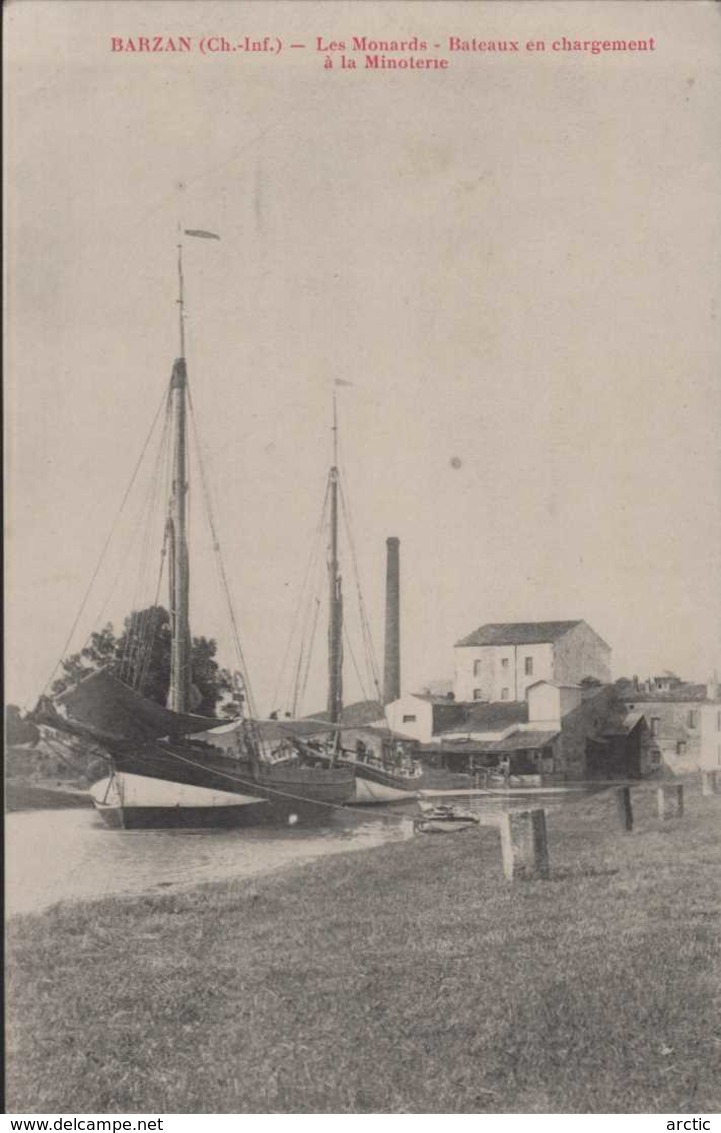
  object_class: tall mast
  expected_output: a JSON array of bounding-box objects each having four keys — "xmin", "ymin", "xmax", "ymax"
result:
[
  {"xmin": 383, "ymin": 537, "xmax": 401, "ymax": 703},
  {"xmin": 327, "ymin": 390, "xmax": 343, "ymax": 724},
  {"xmin": 168, "ymin": 240, "xmax": 191, "ymax": 713}
]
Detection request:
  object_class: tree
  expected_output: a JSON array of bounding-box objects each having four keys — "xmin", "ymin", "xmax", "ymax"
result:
[
  {"xmin": 614, "ymin": 676, "xmax": 638, "ymax": 697},
  {"xmin": 115, "ymin": 606, "xmax": 172, "ymax": 707},
  {"xmin": 220, "ymin": 679, "xmax": 246, "ymax": 719},
  {"xmin": 50, "ymin": 606, "xmax": 237, "ymax": 718},
  {"xmin": 6, "ymin": 704, "xmax": 40, "ymax": 746},
  {"xmin": 186, "ymin": 635, "xmax": 233, "ymax": 717},
  {"xmin": 50, "ymin": 624, "xmax": 117, "ymax": 695}
]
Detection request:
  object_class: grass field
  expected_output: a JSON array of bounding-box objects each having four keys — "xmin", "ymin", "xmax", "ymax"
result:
[{"xmin": 6, "ymin": 778, "xmax": 721, "ymax": 1114}]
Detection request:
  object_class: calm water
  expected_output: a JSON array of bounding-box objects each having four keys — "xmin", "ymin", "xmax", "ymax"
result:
[{"xmin": 6, "ymin": 789, "xmax": 599, "ymax": 917}]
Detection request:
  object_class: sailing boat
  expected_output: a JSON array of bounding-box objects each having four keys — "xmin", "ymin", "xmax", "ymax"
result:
[
  {"xmin": 279, "ymin": 393, "xmax": 423, "ymax": 804},
  {"xmin": 36, "ymin": 235, "xmax": 355, "ymax": 828}
]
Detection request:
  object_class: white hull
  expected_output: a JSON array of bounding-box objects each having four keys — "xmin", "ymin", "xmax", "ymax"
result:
[
  {"xmin": 352, "ymin": 776, "xmax": 420, "ymax": 804},
  {"xmin": 90, "ymin": 772, "xmax": 266, "ymax": 809},
  {"xmin": 89, "ymin": 772, "xmax": 268, "ymax": 828}
]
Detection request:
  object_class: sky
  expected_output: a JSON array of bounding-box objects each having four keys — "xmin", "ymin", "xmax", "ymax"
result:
[{"xmin": 5, "ymin": 0, "xmax": 721, "ymax": 716}]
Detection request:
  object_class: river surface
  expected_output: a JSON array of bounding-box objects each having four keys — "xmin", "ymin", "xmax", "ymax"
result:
[{"xmin": 6, "ymin": 790, "xmax": 599, "ymax": 917}]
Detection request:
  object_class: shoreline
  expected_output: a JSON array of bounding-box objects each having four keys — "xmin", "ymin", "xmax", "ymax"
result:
[
  {"xmin": 6, "ymin": 778, "xmax": 94, "ymax": 812},
  {"xmin": 7, "ymin": 775, "xmax": 720, "ymax": 1113},
  {"xmin": 6, "ymin": 803, "xmax": 414, "ymax": 919}
]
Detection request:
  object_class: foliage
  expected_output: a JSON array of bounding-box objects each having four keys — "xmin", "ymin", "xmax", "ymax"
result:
[
  {"xmin": 5, "ymin": 704, "xmax": 40, "ymax": 747},
  {"xmin": 50, "ymin": 625, "xmax": 118, "ymax": 693},
  {"xmin": 115, "ymin": 607, "xmax": 171, "ymax": 707},
  {"xmin": 50, "ymin": 606, "xmax": 238, "ymax": 718},
  {"xmin": 220, "ymin": 685, "xmax": 246, "ymax": 719},
  {"xmin": 184, "ymin": 634, "xmax": 233, "ymax": 717},
  {"xmin": 614, "ymin": 676, "xmax": 638, "ymax": 696}
]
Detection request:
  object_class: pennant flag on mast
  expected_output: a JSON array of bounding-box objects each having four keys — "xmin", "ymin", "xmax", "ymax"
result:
[
  {"xmin": 184, "ymin": 229, "xmax": 220, "ymax": 240},
  {"xmin": 334, "ymin": 379, "xmax": 353, "ymax": 387}
]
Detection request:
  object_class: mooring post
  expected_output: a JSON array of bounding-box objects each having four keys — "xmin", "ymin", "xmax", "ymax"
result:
[
  {"xmin": 701, "ymin": 770, "xmax": 719, "ymax": 797},
  {"xmin": 615, "ymin": 786, "xmax": 633, "ymax": 832},
  {"xmin": 657, "ymin": 782, "xmax": 684, "ymax": 820},
  {"xmin": 499, "ymin": 808, "xmax": 549, "ymax": 881}
]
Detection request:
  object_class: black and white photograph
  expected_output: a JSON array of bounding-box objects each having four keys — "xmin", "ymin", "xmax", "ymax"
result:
[{"xmin": 5, "ymin": 0, "xmax": 721, "ymax": 1118}]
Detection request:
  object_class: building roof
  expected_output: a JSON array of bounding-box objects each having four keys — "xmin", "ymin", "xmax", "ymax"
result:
[
  {"xmin": 436, "ymin": 738, "xmax": 499, "ymax": 753},
  {"xmin": 410, "ymin": 693, "xmax": 460, "ymax": 705},
  {"xmin": 304, "ymin": 700, "xmax": 383, "ymax": 727},
  {"xmin": 601, "ymin": 711, "xmax": 646, "ymax": 737},
  {"xmin": 435, "ymin": 700, "xmax": 528, "ymax": 735},
  {"xmin": 455, "ymin": 620, "xmax": 584, "ymax": 648},
  {"xmin": 624, "ymin": 685, "xmax": 708, "ymax": 704},
  {"xmin": 527, "ymin": 679, "xmax": 583, "ymax": 692},
  {"xmin": 254, "ymin": 718, "xmax": 335, "ymax": 744},
  {"xmin": 493, "ymin": 729, "xmax": 560, "ymax": 752}
]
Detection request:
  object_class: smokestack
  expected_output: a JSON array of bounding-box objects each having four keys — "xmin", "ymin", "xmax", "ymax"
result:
[{"xmin": 383, "ymin": 537, "xmax": 401, "ymax": 704}]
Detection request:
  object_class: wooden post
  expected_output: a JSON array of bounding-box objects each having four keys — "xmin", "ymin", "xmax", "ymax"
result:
[
  {"xmin": 500, "ymin": 808, "xmax": 549, "ymax": 881},
  {"xmin": 615, "ymin": 786, "xmax": 633, "ymax": 832},
  {"xmin": 657, "ymin": 782, "xmax": 684, "ymax": 820},
  {"xmin": 701, "ymin": 770, "xmax": 719, "ymax": 797}
]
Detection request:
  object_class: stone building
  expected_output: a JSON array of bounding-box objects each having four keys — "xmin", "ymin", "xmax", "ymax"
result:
[
  {"xmin": 698, "ymin": 702, "xmax": 721, "ymax": 771},
  {"xmin": 453, "ymin": 619, "xmax": 611, "ymax": 703},
  {"xmin": 383, "ymin": 693, "xmax": 469, "ymax": 744},
  {"xmin": 622, "ymin": 679, "xmax": 715, "ymax": 772},
  {"xmin": 386, "ymin": 681, "xmax": 654, "ymax": 781}
]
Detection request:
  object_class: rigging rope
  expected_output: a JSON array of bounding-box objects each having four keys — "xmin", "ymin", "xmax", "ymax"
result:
[
  {"xmin": 337, "ymin": 474, "xmax": 383, "ymax": 705},
  {"xmin": 274, "ymin": 442, "xmax": 386, "ymax": 720},
  {"xmin": 185, "ymin": 382, "xmax": 260, "ymax": 722},
  {"xmin": 343, "ymin": 621, "xmax": 371, "ymax": 706},
  {"xmin": 290, "ymin": 528, "xmax": 328, "ymax": 717},
  {"xmin": 93, "ymin": 393, "xmax": 173, "ymax": 647},
  {"xmin": 136, "ymin": 522, "xmax": 170, "ymax": 695},
  {"xmin": 274, "ymin": 474, "xmax": 331, "ymax": 716},
  {"xmin": 296, "ymin": 597, "xmax": 322, "ymax": 716},
  {"xmin": 41, "ymin": 386, "xmax": 171, "ymax": 700},
  {"xmin": 148, "ymin": 739, "xmax": 413, "ymax": 824},
  {"xmin": 119, "ymin": 391, "xmax": 173, "ymax": 686}
]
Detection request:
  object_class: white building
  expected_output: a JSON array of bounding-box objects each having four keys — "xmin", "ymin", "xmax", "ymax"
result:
[
  {"xmin": 383, "ymin": 694, "xmax": 468, "ymax": 744},
  {"xmin": 453, "ymin": 619, "xmax": 611, "ymax": 703},
  {"xmin": 699, "ymin": 703, "xmax": 721, "ymax": 770}
]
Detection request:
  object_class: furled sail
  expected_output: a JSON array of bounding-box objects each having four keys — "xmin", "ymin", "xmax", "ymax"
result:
[{"xmin": 52, "ymin": 669, "xmax": 227, "ymax": 744}]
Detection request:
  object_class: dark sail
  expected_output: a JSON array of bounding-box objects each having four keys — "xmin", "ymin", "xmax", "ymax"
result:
[{"xmin": 54, "ymin": 669, "xmax": 222, "ymax": 744}]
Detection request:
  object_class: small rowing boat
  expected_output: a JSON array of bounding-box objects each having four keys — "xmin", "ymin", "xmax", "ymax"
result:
[{"xmin": 413, "ymin": 802, "xmax": 479, "ymax": 834}]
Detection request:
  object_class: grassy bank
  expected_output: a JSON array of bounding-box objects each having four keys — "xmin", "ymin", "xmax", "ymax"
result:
[
  {"xmin": 7, "ymin": 779, "xmax": 721, "ymax": 1113},
  {"xmin": 6, "ymin": 779, "xmax": 93, "ymax": 811}
]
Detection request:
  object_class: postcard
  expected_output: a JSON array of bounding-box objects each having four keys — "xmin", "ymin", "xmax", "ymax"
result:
[{"xmin": 5, "ymin": 0, "xmax": 721, "ymax": 1120}]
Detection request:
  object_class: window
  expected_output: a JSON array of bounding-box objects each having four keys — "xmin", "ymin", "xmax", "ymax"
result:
[
  {"xmin": 501, "ymin": 688, "xmax": 510, "ymax": 701},
  {"xmin": 676, "ymin": 741, "xmax": 687, "ymax": 756},
  {"xmin": 687, "ymin": 710, "xmax": 698, "ymax": 729},
  {"xmin": 402, "ymin": 714, "xmax": 416, "ymax": 723},
  {"xmin": 473, "ymin": 689, "xmax": 483, "ymax": 701},
  {"xmin": 501, "ymin": 658, "xmax": 509, "ymax": 670},
  {"xmin": 473, "ymin": 660, "xmax": 482, "ymax": 677},
  {"xmin": 650, "ymin": 717, "xmax": 660, "ymax": 736},
  {"xmin": 524, "ymin": 657, "xmax": 533, "ymax": 676}
]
